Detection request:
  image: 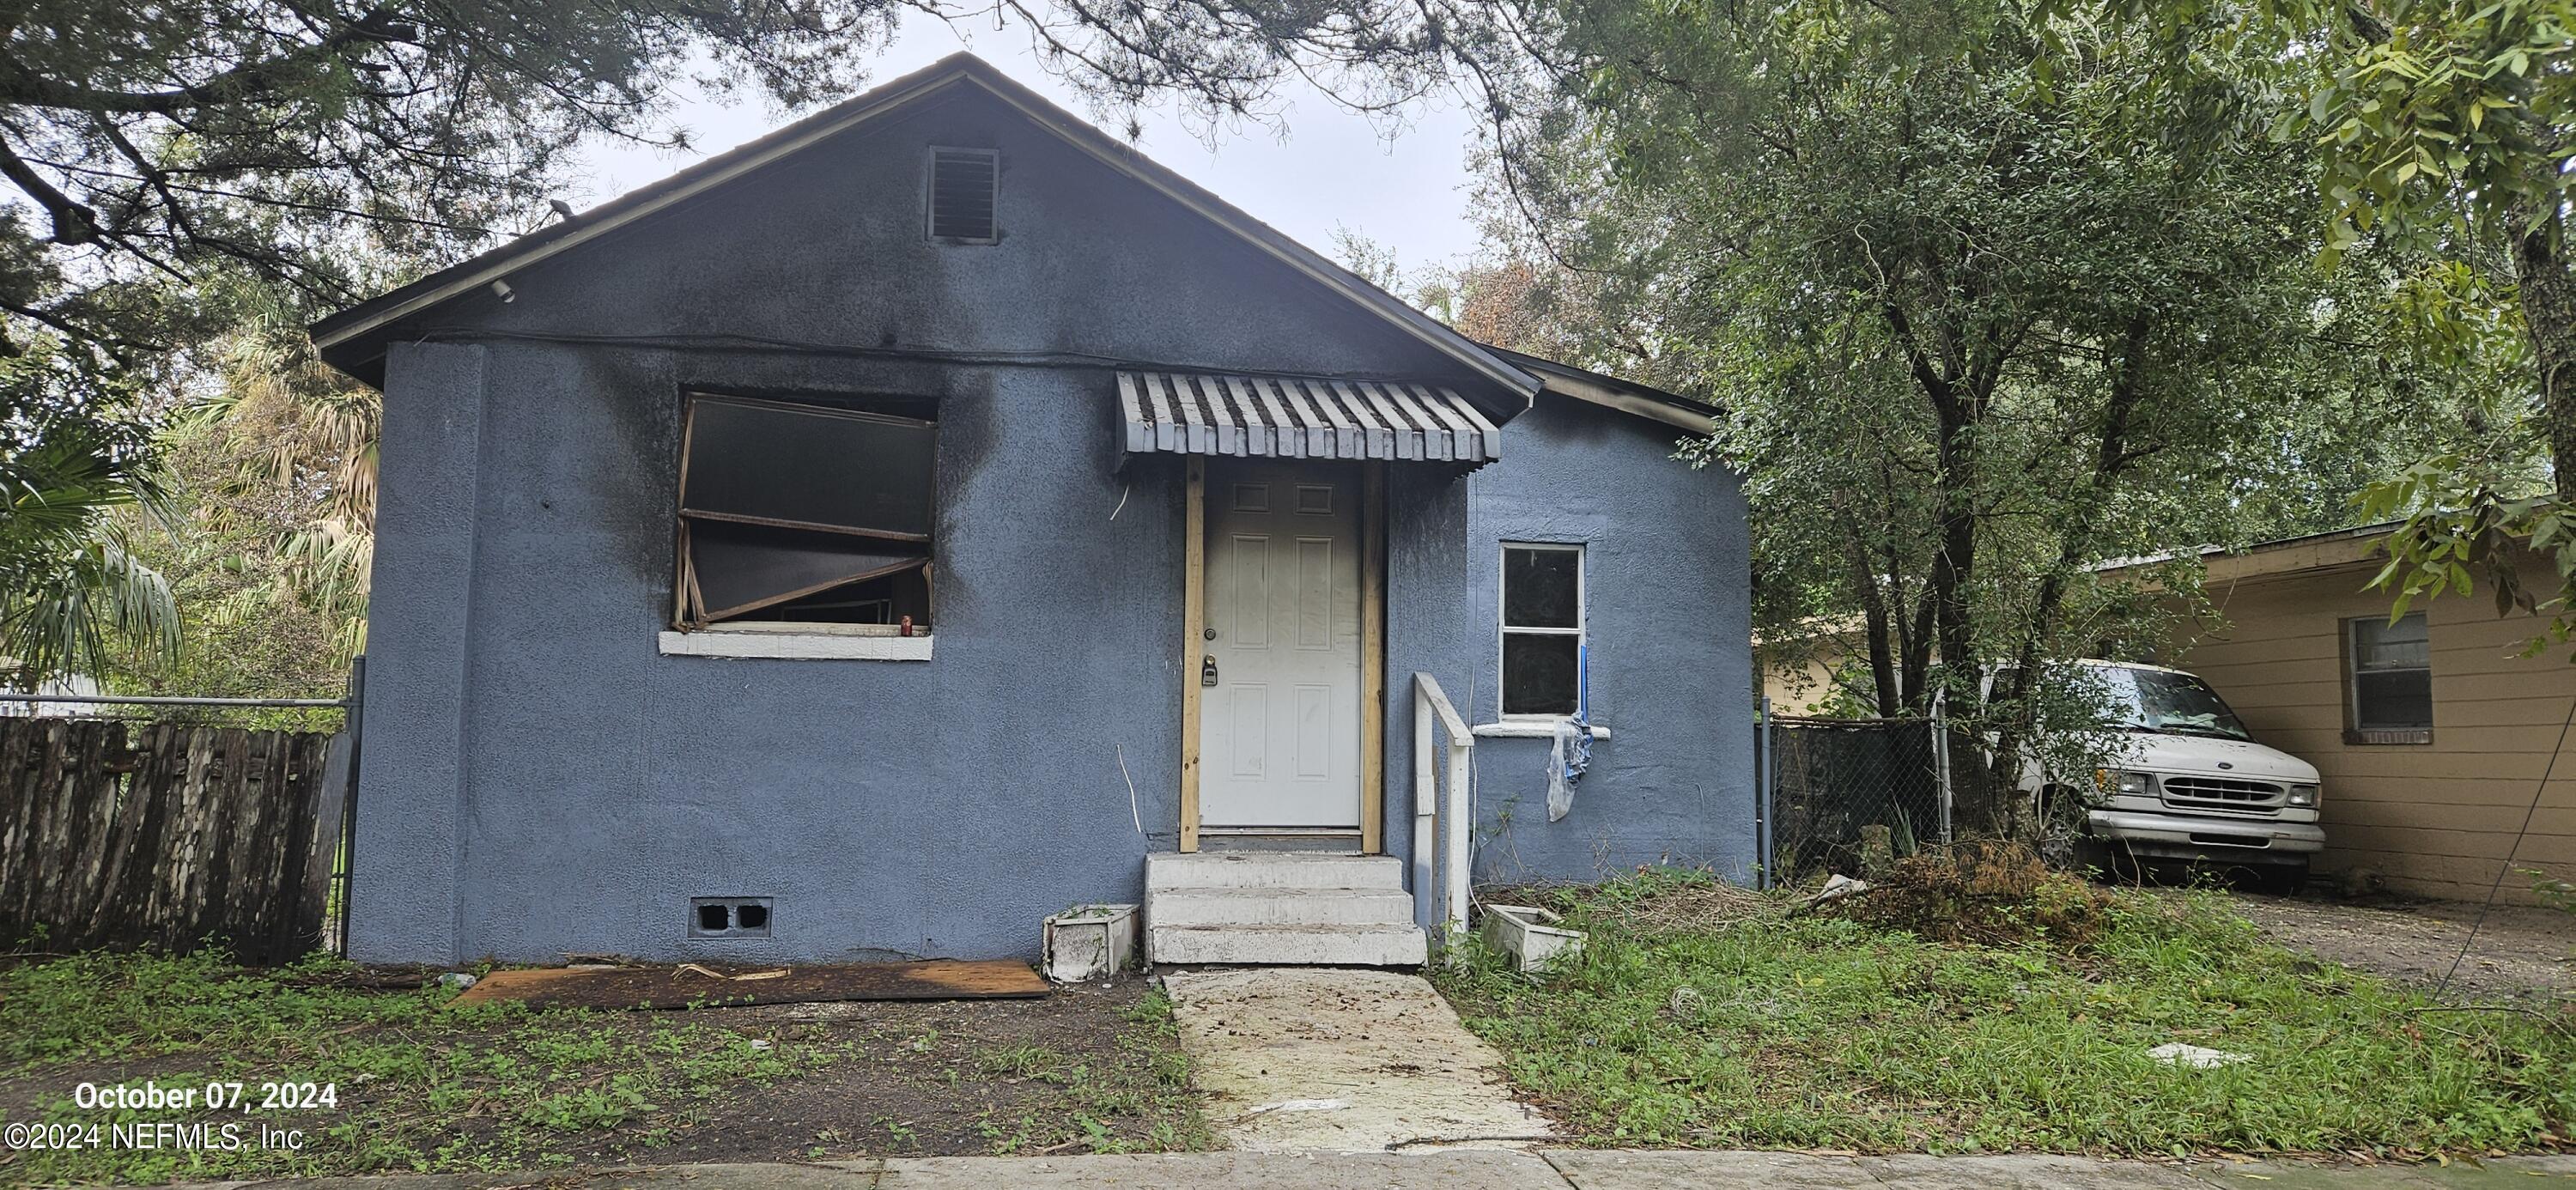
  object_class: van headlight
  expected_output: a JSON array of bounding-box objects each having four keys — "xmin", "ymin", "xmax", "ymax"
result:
[
  {"xmin": 2094, "ymin": 768, "xmax": 2154, "ymax": 797},
  {"xmin": 2287, "ymin": 784, "xmax": 2318, "ymax": 807}
]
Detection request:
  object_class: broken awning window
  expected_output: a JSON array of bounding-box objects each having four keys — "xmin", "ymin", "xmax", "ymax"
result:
[
  {"xmin": 676, "ymin": 394, "xmax": 935, "ymax": 628},
  {"xmin": 1116, "ymin": 372, "xmax": 1502, "ymax": 464},
  {"xmin": 681, "ymin": 397, "xmax": 935, "ymax": 538}
]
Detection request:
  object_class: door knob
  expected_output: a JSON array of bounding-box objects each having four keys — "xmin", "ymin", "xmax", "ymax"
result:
[{"xmin": 1200, "ymin": 656, "xmax": 1218, "ymax": 687}]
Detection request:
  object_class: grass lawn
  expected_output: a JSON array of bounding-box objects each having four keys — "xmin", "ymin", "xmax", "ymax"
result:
[
  {"xmin": 0, "ymin": 951, "xmax": 1207, "ymax": 1185},
  {"xmin": 1437, "ymin": 871, "xmax": 2576, "ymax": 1158}
]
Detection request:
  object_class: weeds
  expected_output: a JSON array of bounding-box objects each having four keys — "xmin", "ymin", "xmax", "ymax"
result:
[
  {"xmin": 1825, "ymin": 840, "xmax": 2114, "ymax": 948},
  {"xmin": 0, "ymin": 953, "xmax": 1208, "ymax": 1182},
  {"xmin": 1437, "ymin": 869, "xmax": 2576, "ymax": 1157}
]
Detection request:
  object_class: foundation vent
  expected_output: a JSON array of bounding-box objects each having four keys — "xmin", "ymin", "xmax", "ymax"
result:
[{"xmin": 690, "ymin": 896, "xmax": 774, "ymax": 938}]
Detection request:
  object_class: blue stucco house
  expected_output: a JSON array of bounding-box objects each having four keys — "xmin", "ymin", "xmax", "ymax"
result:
[{"xmin": 313, "ymin": 53, "xmax": 1753, "ymax": 967}]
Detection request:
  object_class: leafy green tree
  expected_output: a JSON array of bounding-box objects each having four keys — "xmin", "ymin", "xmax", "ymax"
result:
[
  {"xmin": 2275, "ymin": 0, "xmax": 2571, "ymax": 477},
  {"xmin": 1084, "ymin": 0, "xmax": 2481, "ymax": 832},
  {"xmin": 0, "ymin": 0, "xmax": 927, "ymax": 688},
  {"xmin": 2079, "ymin": 0, "xmax": 2573, "ymax": 641},
  {"xmin": 0, "ymin": 0, "xmax": 930, "ymax": 367},
  {"xmin": 1534, "ymin": 3, "xmax": 2471, "ymax": 830},
  {"xmin": 52, "ymin": 296, "xmax": 377, "ymax": 722},
  {"xmin": 0, "ymin": 347, "xmax": 175, "ymax": 685}
]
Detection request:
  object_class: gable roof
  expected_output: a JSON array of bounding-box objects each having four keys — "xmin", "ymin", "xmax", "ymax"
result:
[{"xmin": 310, "ymin": 52, "xmax": 1540, "ymax": 403}]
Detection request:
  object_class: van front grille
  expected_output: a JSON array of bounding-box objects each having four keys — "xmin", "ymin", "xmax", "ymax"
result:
[{"xmin": 2162, "ymin": 776, "xmax": 2285, "ymax": 813}]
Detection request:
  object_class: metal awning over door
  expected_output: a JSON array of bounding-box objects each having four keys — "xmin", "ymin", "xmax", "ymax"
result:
[{"xmin": 1118, "ymin": 371, "xmax": 1503, "ymax": 464}]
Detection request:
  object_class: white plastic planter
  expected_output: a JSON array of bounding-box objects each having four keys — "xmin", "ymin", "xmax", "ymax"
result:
[
  {"xmin": 1479, "ymin": 904, "xmax": 1585, "ymax": 973},
  {"xmin": 1042, "ymin": 903, "xmax": 1139, "ymax": 982}
]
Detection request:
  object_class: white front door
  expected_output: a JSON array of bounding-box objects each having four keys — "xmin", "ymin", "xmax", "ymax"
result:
[{"xmin": 1199, "ymin": 459, "xmax": 1364, "ymax": 829}]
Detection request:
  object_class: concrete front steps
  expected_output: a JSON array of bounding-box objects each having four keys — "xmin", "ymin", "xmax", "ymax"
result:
[{"xmin": 1145, "ymin": 852, "xmax": 1427, "ymax": 966}]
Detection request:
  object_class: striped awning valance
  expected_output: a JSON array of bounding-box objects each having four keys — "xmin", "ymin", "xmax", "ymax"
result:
[{"xmin": 1117, "ymin": 371, "xmax": 1502, "ymax": 464}]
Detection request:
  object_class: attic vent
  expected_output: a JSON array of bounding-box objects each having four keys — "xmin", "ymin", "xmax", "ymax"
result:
[{"xmin": 927, "ymin": 148, "xmax": 999, "ymax": 243}]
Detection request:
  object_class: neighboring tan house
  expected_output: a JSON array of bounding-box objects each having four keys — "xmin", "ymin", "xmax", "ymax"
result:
[
  {"xmin": 1757, "ymin": 526, "xmax": 2575, "ymax": 902},
  {"xmin": 311, "ymin": 54, "xmax": 1754, "ymax": 968},
  {"xmin": 2097, "ymin": 525, "xmax": 2574, "ymax": 902}
]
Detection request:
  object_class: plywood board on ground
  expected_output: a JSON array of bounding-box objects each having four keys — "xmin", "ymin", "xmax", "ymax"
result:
[{"xmin": 447, "ymin": 960, "xmax": 1048, "ymax": 1011}]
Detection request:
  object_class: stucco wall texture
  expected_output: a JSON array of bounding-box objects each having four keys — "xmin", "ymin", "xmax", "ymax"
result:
[
  {"xmin": 349, "ymin": 83, "xmax": 1752, "ymax": 964},
  {"xmin": 1464, "ymin": 396, "xmax": 1758, "ymax": 887}
]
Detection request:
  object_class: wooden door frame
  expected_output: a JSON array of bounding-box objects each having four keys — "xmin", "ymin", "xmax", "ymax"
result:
[{"xmin": 1176, "ymin": 458, "xmax": 1386, "ymax": 853}]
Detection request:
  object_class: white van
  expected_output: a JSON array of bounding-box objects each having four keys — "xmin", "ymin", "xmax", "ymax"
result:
[{"xmin": 2024, "ymin": 660, "xmax": 2324, "ymax": 889}]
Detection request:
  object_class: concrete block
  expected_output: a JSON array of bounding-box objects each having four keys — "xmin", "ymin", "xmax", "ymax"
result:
[
  {"xmin": 1479, "ymin": 905, "xmax": 1584, "ymax": 972},
  {"xmin": 1042, "ymin": 903, "xmax": 1138, "ymax": 982}
]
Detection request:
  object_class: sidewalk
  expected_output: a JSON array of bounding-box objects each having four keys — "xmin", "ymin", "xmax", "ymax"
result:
[
  {"xmin": 189, "ymin": 1150, "xmax": 2576, "ymax": 1189},
  {"xmin": 1159, "ymin": 967, "xmax": 1552, "ymax": 1151}
]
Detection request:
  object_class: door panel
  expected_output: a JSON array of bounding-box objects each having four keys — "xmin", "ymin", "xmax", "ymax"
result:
[{"xmin": 1200, "ymin": 460, "xmax": 1364, "ymax": 828}]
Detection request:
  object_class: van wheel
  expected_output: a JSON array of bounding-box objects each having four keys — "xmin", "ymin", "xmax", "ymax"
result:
[
  {"xmin": 2069, "ymin": 837, "xmax": 2114, "ymax": 880},
  {"xmin": 2034, "ymin": 784, "xmax": 2085, "ymax": 832},
  {"xmin": 2254, "ymin": 858, "xmax": 2311, "ymax": 896}
]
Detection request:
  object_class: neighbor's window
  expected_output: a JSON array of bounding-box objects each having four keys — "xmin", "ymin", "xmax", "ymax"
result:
[
  {"xmin": 1500, "ymin": 543, "xmax": 1583, "ymax": 717},
  {"xmin": 2347, "ymin": 612, "xmax": 2431, "ymax": 738},
  {"xmin": 675, "ymin": 392, "xmax": 935, "ymax": 632}
]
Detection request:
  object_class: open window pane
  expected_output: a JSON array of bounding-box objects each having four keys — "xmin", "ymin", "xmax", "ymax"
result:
[
  {"xmin": 1503, "ymin": 633, "xmax": 1579, "ymax": 716},
  {"xmin": 682, "ymin": 397, "xmax": 935, "ymax": 539},
  {"xmin": 1503, "ymin": 547, "xmax": 1579, "ymax": 629},
  {"xmin": 686, "ymin": 520, "xmax": 927, "ymax": 622}
]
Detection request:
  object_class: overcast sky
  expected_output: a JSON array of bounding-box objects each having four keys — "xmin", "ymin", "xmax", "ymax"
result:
[{"xmin": 569, "ymin": 13, "xmax": 1488, "ymax": 273}]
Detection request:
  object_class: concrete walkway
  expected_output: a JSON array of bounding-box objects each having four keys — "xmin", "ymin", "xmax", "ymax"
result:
[
  {"xmin": 188, "ymin": 1151, "xmax": 2576, "ymax": 1188},
  {"xmin": 1157, "ymin": 967, "xmax": 1552, "ymax": 1151}
]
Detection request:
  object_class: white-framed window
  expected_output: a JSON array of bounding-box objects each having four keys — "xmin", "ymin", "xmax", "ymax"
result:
[
  {"xmin": 1499, "ymin": 543, "xmax": 1584, "ymax": 717},
  {"xmin": 2346, "ymin": 612, "xmax": 2431, "ymax": 740}
]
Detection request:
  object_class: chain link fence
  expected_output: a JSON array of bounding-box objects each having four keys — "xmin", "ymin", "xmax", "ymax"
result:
[{"xmin": 1760, "ymin": 715, "xmax": 1952, "ymax": 887}]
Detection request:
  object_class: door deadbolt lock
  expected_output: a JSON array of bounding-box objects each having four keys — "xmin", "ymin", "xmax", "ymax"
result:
[{"xmin": 1200, "ymin": 655, "xmax": 1218, "ymax": 687}]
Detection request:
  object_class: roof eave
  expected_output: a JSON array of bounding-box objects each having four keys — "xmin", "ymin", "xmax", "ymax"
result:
[{"xmin": 1478, "ymin": 344, "xmax": 1717, "ymax": 433}]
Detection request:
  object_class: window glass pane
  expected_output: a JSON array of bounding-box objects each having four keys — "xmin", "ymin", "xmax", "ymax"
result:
[
  {"xmin": 687, "ymin": 521, "xmax": 925, "ymax": 622},
  {"xmin": 1503, "ymin": 547, "xmax": 1579, "ymax": 629},
  {"xmin": 2354, "ymin": 669, "xmax": 2433, "ymax": 730},
  {"xmin": 1503, "ymin": 633, "xmax": 1580, "ymax": 715},
  {"xmin": 2353, "ymin": 614, "xmax": 2428, "ymax": 671},
  {"xmin": 683, "ymin": 398, "xmax": 935, "ymax": 537}
]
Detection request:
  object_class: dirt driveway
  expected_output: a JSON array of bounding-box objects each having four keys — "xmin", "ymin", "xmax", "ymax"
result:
[{"xmin": 2219, "ymin": 891, "xmax": 2574, "ymax": 1001}]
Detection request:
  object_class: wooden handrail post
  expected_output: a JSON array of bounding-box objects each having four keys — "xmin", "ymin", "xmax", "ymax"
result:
[{"xmin": 1408, "ymin": 672, "xmax": 1474, "ymax": 938}]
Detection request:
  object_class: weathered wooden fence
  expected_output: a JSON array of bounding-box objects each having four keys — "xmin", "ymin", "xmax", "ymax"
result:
[{"xmin": 0, "ymin": 718, "xmax": 349, "ymax": 963}]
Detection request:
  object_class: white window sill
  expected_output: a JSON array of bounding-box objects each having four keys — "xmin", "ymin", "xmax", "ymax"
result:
[
  {"xmin": 1473, "ymin": 720, "xmax": 1610, "ymax": 740},
  {"xmin": 659, "ymin": 630, "xmax": 933, "ymax": 661}
]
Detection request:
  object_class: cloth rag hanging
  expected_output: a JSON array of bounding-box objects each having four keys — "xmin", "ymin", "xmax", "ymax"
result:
[{"xmin": 1546, "ymin": 645, "xmax": 1594, "ymax": 823}]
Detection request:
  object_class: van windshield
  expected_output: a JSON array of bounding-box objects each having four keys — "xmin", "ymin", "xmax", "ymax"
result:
[{"xmin": 2099, "ymin": 666, "xmax": 2251, "ymax": 740}]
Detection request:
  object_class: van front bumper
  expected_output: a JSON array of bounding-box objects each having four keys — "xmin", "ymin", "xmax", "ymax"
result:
[{"xmin": 2087, "ymin": 810, "xmax": 2324, "ymax": 863}]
